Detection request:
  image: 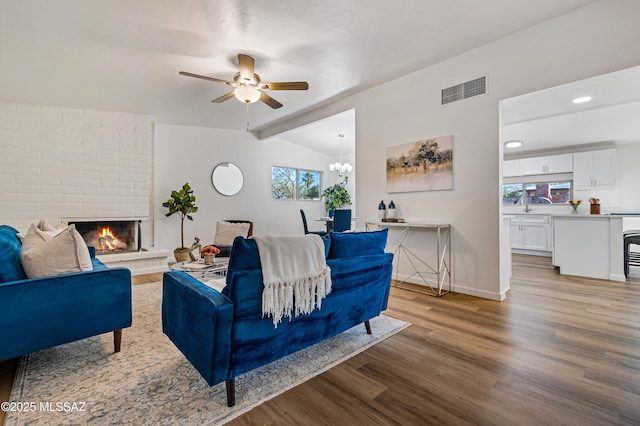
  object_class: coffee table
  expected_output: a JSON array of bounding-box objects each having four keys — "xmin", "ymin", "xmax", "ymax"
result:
[{"xmin": 170, "ymin": 259, "xmax": 229, "ymax": 292}]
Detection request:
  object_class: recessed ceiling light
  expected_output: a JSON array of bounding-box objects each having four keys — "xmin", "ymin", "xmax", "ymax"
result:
[
  {"xmin": 505, "ymin": 140, "xmax": 523, "ymax": 149},
  {"xmin": 572, "ymin": 96, "xmax": 592, "ymax": 104}
]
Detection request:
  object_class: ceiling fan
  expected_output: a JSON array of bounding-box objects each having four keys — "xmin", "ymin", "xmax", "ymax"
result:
[{"xmin": 179, "ymin": 54, "xmax": 309, "ymax": 109}]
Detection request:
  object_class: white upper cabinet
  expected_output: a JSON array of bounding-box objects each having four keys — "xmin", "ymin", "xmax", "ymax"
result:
[
  {"xmin": 503, "ymin": 159, "xmax": 520, "ymax": 177},
  {"xmin": 573, "ymin": 149, "xmax": 617, "ymax": 189},
  {"xmin": 545, "ymin": 154, "xmax": 574, "ymax": 174},
  {"xmin": 518, "ymin": 157, "xmax": 544, "ymax": 175},
  {"xmin": 519, "ymin": 154, "xmax": 573, "ymax": 175}
]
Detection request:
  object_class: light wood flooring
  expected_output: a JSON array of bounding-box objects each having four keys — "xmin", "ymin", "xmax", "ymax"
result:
[{"xmin": 3, "ymin": 257, "xmax": 640, "ymax": 425}]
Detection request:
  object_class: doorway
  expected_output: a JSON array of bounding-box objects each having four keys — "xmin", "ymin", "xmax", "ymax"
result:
[{"xmin": 499, "ymin": 65, "xmax": 640, "ymax": 290}]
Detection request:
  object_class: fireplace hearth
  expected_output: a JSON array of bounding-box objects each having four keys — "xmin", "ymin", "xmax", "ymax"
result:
[{"xmin": 69, "ymin": 220, "xmax": 141, "ymax": 255}]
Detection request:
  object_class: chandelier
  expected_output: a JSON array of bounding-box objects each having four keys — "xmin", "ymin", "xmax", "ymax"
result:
[{"xmin": 329, "ymin": 134, "xmax": 353, "ymax": 176}]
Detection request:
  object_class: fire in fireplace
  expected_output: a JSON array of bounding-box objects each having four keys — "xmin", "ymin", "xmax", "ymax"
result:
[
  {"xmin": 69, "ymin": 220, "xmax": 141, "ymax": 255},
  {"xmin": 96, "ymin": 227, "xmax": 126, "ymax": 251}
]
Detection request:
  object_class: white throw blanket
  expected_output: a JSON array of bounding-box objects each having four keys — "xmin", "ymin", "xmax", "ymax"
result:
[{"xmin": 252, "ymin": 235, "xmax": 332, "ymax": 327}]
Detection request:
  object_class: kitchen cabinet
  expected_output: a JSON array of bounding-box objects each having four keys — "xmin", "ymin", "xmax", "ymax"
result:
[
  {"xmin": 510, "ymin": 215, "xmax": 550, "ymax": 252},
  {"xmin": 503, "ymin": 159, "xmax": 520, "ymax": 177},
  {"xmin": 519, "ymin": 153, "xmax": 573, "ymax": 175},
  {"xmin": 573, "ymin": 149, "xmax": 616, "ymax": 189}
]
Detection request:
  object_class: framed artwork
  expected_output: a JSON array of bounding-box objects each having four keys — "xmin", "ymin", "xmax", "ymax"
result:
[{"xmin": 386, "ymin": 135, "xmax": 453, "ymax": 193}]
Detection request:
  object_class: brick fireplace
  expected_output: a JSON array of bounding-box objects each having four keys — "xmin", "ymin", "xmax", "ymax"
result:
[
  {"xmin": 65, "ymin": 217, "xmax": 169, "ymax": 276},
  {"xmin": 1, "ymin": 102, "xmax": 169, "ymax": 276}
]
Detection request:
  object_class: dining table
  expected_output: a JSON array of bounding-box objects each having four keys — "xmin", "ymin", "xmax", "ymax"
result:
[
  {"xmin": 317, "ymin": 216, "xmax": 333, "ymax": 233},
  {"xmin": 317, "ymin": 215, "xmax": 356, "ymax": 233}
]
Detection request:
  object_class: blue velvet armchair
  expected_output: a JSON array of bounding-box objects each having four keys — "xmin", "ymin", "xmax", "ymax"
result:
[
  {"xmin": 0, "ymin": 225, "xmax": 133, "ymax": 362},
  {"xmin": 162, "ymin": 230, "xmax": 393, "ymax": 406}
]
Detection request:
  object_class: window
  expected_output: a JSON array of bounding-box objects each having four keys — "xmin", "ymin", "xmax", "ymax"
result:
[
  {"xmin": 502, "ymin": 183, "xmax": 522, "ymax": 205},
  {"xmin": 502, "ymin": 181, "xmax": 571, "ymax": 205},
  {"xmin": 297, "ymin": 170, "xmax": 320, "ymax": 200},
  {"xmin": 272, "ymin": 167, "xmax": 321, "ymax": 200}
]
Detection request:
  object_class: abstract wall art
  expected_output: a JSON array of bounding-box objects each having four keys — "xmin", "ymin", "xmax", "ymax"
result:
[{"xmin": 386, "ymin": 135, "xmax": 453, "ymax": 193}]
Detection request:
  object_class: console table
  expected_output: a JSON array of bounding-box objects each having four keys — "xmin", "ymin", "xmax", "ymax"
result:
[{"xmin": 366, "ymin": 221, "xmax": 451, "ymax": 296}]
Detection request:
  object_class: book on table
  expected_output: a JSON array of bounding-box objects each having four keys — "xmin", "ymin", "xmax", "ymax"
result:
[{"xmin": 183, "ymin": 260, "xmax": 222, "ymax": 270}]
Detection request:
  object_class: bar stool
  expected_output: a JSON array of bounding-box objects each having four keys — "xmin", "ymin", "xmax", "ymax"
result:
[{"xmin": 624, "ymin": 230, "xmax": 640, "ymax": 277}]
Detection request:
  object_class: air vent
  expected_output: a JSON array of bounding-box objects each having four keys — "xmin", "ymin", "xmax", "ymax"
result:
[{"xmin": 441, "ymin": 76, "xmax": 486, "ymax": 105}]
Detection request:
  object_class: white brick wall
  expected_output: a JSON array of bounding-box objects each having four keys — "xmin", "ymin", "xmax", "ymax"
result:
[{"xmin": 0, "ymin": 101, "xmax": 151, "ymax": 236}]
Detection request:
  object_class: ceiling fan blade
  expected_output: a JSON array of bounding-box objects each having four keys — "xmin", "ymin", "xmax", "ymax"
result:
[
  {"xmin": 211, "ymin": 92, "xmax": 235, "ymax": 103},
  {"xmin": 260, "ymin": 92, "xmax": 283, "ymax": 109},
  {"xmin": 238, "ymin": 54, "xmax": 255, "ymax": 83},
  {"xmin": 179, "ymin": 71, "xmax": 233, "ymax": 85},
  {"xmin": 259, "ymin": 81, "xmax": 309, "ymax": 91}
]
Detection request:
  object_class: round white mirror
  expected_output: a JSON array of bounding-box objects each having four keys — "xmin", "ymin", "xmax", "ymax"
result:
[{"xmin": 211, "ymin": 162, "xmax": 244, "ymax": 196}]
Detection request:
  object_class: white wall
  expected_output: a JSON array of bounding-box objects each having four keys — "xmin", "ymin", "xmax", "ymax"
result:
[
  {"xmin": 153, "ymin": 124, "xmax": 337, "ymax": 252},
  {"xmin": 257, "ymin": 0, "xmax": 640, "ymax": 300},
  {"xmin": 335, "ymin": 152, "xmax": 356, "ymax": 212},
  {"xmin": 0, "ymin": 101, "xmax": 152, "ymax": 242}
]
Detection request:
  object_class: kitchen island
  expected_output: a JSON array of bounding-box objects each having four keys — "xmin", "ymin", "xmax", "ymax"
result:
[{"xmin": 552, "ymin": 214, "xmax": 625, "ymax": 282}]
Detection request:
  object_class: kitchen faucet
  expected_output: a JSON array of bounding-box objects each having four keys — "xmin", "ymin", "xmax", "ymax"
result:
[{"xmin": 523, "ymin": 194, "xmax": 532, "ymax": 212}]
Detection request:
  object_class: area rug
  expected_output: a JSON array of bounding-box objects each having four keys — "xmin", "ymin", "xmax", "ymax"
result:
[{"xmin": 6, "ymin": 282, "xmax": 409, "ymax": 426}]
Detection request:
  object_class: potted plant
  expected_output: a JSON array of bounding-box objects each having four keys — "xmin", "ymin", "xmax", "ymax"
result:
[
  {"xmin": 163, "ymin": 183, "xmax": 198, "ymax": 262},
  {"xmin": 322, "ymin": 177, "xmax": 351, "ymax": 215}
]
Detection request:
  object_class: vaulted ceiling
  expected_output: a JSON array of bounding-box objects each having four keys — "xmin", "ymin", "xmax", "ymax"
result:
[{"xmin": 0, "ymin": 0, "xmax": 597, "ymax": 141}]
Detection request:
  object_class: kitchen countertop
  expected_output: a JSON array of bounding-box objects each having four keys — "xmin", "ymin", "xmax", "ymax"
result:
[
  {"xmin": 553, "ymin": 214, "xmax": 612, "ymax": 218},
  {"xmin": 554, "ymin": 213, "xmax": 640, "ymax": 218},
  {"xmin": 504, "ymin": 212, "xmax": 640, "ymax": 218}
]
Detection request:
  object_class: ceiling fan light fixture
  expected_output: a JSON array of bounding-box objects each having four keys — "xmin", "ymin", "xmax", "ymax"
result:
[
  {"xmin": 234, "ymin": 86, "xmax": 261, "ymax": 103},
  {"xmin": 180, "ymin": 54, "xmax": 308, "ymax": 111}
]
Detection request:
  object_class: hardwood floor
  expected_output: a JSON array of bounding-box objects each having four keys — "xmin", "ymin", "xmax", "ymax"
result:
[
  {"xmin": 131, "ymin": 272, "xmax": 164, "ymax": 285},
  {"xmin": 2, "ymin": 259, "xmax": 640, "ymax": 425},
  {"xmin": 229, "ymin": 255, "xmax": 640, "ymax": 425}
]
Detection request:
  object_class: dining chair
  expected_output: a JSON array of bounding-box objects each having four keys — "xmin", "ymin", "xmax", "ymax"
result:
[
  {"xmin": 300, "ymin": 209, "xmax": 327, "ymax": 236},
  {"xmin": 332, "ymin": 209, "xmax": 352, "ymax": 233}
]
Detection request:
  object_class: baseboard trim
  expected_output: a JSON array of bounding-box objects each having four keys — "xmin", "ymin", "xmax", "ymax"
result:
[{"xmin": 392, "ymin": 273, "xmax": 504, "ymax": 301}]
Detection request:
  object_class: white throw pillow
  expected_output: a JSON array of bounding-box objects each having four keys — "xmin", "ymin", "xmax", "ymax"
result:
[
  {"xmin": 37, "ymin": 218, "xmax": 68, "ymax": 237},
  {"xmin": 21, "ymin": 223, "xmax": 93, "ymax": 278},
  {"xmin": 213, "ymin": 221, "xmax": 251, "ymax": 247},
  {"xmin": 17, "ymin": 219, "xmax": 67, "ymax": 242},
  {"xmin": 38, "ymin": 218, "xmax": 67, "ymax": 229}
]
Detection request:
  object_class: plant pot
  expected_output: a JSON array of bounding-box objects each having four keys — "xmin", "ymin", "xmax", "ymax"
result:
[
  {"xmin": 174, "ymin": 248, "xmax": 191, "ymax": 263},
  {"xmin": 203, "ymin": 254, "xmax": 215, "ymax": 265},
  {"xmin": 590, "ymin": 204, "xmax": 601, "ymax": 215}
]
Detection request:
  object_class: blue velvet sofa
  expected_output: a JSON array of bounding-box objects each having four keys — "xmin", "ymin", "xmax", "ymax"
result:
[
  {"xmin": 162, "ymin": 229, "xmax": 393, "ymax": 406},
  {"xmin": 0, "ymin": 225, "xmax": 133, "ymax": 362}
]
